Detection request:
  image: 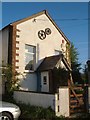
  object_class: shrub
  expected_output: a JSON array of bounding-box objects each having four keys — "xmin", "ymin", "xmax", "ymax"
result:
[
  {"xmin": 17, "ymin": 102, "xmax": 55, "ymax": 120},
  {"xmin": 3, "ymin": 97, "xmax": 66, "ymax": 120},
  {"xmin": 15, "ymin": 102, "xmax": 66, "ymax": 119},
  {"xmin": 2, "ymin": 64, "xmax": 20, "ymax": 96}
]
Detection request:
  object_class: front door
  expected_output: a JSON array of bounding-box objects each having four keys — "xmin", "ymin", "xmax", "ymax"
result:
[{"xmin": 41, "ymin": 72, "xmax": 49, "ymax": 92}]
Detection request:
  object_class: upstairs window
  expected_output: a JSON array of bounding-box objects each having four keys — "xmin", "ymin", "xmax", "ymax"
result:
[
  {"xmin": 25, "ymin": 44, "xmax": 36, "ymax": 71},
  {"xmin": 55, "ymin": 50, "xmax": 62, "ymax": 55}
]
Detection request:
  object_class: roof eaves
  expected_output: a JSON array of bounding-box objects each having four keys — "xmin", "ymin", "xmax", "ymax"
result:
[
  {"xmin": 1, "ymin": 24, "xmax": 11, "ymax": 31},
  {"xmin": 36, "ymin": 55, "xmax": 63, "ymax": 71},
  {"xmin": 11, "ymin": 10, "xmax": 46, "ymax": 26},
  {"xmin": 62, "ymin": 57, "xmax": 72, "ymax": 71},
  {"xmin": 36, "ymin": 57, "xmax": 46, "ymax": 71},
  {"xmin": 45, "ymin": 10, "xmax": 70, "ymax": 44},
  {"xmin": 2, "ymin": 10, "xmax": 71, "ymax": 45}
]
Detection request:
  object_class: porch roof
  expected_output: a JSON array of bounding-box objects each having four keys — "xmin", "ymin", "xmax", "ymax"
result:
[{"xmin": 36, "ymin": 54, "xmax": 71, "ymax": 72}]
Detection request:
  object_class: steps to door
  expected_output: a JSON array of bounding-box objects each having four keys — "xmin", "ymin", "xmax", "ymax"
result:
[{"xmin": 69, "ymin": 86, "xmax": 85, "ymax": 115}]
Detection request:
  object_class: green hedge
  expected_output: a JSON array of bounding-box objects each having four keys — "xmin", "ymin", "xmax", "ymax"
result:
[{"xmin": 17, "ymin": 102, "xmax": 65, "ymax": 120}]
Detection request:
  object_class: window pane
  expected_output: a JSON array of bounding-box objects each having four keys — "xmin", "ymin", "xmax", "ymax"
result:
[
  {"xmin": 43, "ymin": 76, "xmax": 47, "ymax": 85},
  {"xmin": 25, "ymin": 45, "xmax": 35, "ymax": 70},
  {"xmin": 25, "ymin": 44, "xmax": 34, "ymax": 53},
  {"xmin": 55, "ymin": 50, "xmax": 62, "ymax": 55}
]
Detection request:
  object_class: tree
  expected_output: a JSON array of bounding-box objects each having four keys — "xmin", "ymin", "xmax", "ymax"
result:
[
  {"xmin": 52, "ymin": 67, "xmax": 70, "ymax": 91},
  {"xmin": 70, "ymin": 43, "xmax": 79, "ymax": 64},
  {"xmin": 81, "ymin": 64, "xmax": 88, "ymax": 84},
  {"xmin": 70, "ymin": 43, "xmax": 82, "ymax": 84},
  {"xmin": 70, "ymin": 42, "xmax": 81, "ymax": 70},
  {"xmin": 2, "ymin": 62, "xmax": 20, "ymax": 95}
]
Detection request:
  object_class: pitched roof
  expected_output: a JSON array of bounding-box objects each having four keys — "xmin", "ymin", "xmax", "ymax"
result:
[
  {"xmin": 2, "ymin": 10, "xmax": 70, "ymax": 44},
  {"xmin": 2, "ymin": 10, "xmax": 45, "ymax": 30},
  {"xmin": 37, "ymin": 54, "xmax": 71, "ymax": 71},
  {"xmin": 11, "ymin": 10, "xmax": 46, "ymax": 25},
  {"xmin": 62, "ymin": 57, "xmax": 72, "ymax": 71}
]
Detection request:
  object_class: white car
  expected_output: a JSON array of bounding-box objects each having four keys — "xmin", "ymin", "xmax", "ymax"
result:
[{"xmin": 0, "ymin": 101, "xmax": 21, "ymax": 120}]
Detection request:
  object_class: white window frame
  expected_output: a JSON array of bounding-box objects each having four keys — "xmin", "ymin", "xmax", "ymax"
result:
[
  {"xmin": 25, "ymin": 44, "xmax": 36, "ymax": 72},
  {"xmin": 55, "ymin": 50, "xmax": 62, "ymax": 55}
]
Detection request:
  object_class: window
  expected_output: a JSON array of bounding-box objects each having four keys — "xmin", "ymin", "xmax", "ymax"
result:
[
  {"xmin": 55, "ymin": 50, "xmax": 62, "ymax": 55},
  {"xmin": 43, "ymin": 76, "xmax": 47, "ymax": 85},
  {"xmin": 25, "ymin": 44, "xmax": 36, "ymax": 71}
]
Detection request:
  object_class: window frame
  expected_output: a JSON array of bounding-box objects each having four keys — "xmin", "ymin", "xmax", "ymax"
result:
[
  {"xmin": 55, "ymin": 50, "xmax": 62, "ymax": 55},
  {"xmin": 43, "ymin": 76, "xmax": 47, "ymax": 85},
  {"xmin": 24, "ymin": 44, "xmax": 36, "ymax": 72}
]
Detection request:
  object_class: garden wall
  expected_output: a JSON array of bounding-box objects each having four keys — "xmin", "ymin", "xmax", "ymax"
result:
[
  {"xmin": 14, "ymin": 87, "xmax": 70, "ymax": 117},
  {"xmin": 14, "ymin": 90, "xmax": 55, "ymax": 110}
]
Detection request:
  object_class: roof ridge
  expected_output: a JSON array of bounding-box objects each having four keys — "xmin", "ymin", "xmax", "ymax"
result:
[
  {"xmin": 36, "ymin": 55, "xmax": 63, "ymax": 71},
  {"xmin": 2, "ymin": 10, "xmax": 70, "ymax": 44},
  {"xmin": 62, "ymin": 56, "xmax": 72, "ymax": 71},
  {"xmin": 11, "ymin": 10, "xmax": 46, "ymax": 25},
  {"xmin": 1, "ymin": 10, "xmax": 46, "ymax": 30}
]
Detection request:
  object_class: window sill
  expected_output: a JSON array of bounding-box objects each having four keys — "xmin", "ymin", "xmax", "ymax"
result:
[{"xmin": 24, "ymin": 70, "xmax": 35, "ymax": 73}]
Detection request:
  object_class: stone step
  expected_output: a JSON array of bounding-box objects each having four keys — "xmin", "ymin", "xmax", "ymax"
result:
[
  {"xmin": 70, "ymin": 109, "xmax": 85, "ymax": 114},
  {"xmin": 70, "ymin": 94, "xmax": 83, "ymax": 98},
  {"xmin": 72, "ymin": 87, "xmax": 83, "ymax": 90},
  {"xmin": 70, "ymin": 105, "xmax": 81, "ymax": 109},
  {"xmin": 70, "ymin": 99, "xmax": 84, "ymax": 104}
]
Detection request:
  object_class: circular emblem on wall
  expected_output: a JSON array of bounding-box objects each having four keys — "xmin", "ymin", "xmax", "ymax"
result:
[
  {"xmin": 45, "ymin": 28, "xmax": 51, "ymax": 35},
  {"xmin": 38, "ymin": 30, "xmax": 46, "ymax": 40}
]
